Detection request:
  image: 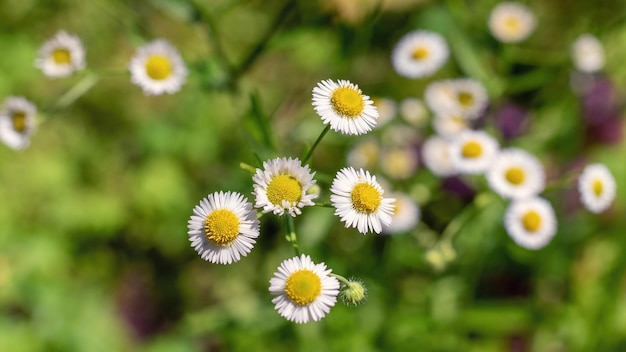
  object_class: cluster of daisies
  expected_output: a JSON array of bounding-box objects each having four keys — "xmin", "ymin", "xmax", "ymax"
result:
[
  {"xmin": 386, "ymin": 1, "xmax": 616, "ymax": 250},
  {"xmin": 1, "ymin": 31, "xmax": 188, "ymax": 150},
  {"xmin": 188, "ymin": 78, "xmax": 402, "ymax": 323}
]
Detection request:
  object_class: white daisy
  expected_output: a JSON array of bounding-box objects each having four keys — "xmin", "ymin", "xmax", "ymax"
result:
[
  {"xmin": 488, "ymin": 2, "xmax": 536, "ymax": 43},
  {"xmin": 312, "ymin": 79, "xmax": 379, "ymax": 135},
  {"xmin": 486, "ymin": 148, "xmax": 545, "ymax": 199},
  {"xmin": 424, "ymin": 79, "xmax": 457, "ymax": 116},
  {"xmin": 421, "ymin": 135, "xmax": 457, "ymax": 177},
  {"xmin": 572, "ymin": 34, "xmax": 605, "ymax": 74},
  {"xmin": 187, "ymin": 191, "xmax": 260, "ymax": 264},
  {"xmin": 252, "ymin": 157, "xmax": 317, "ymax": 217},
  {"xmin": 578, "ymin": 163, "xmax": 616, "ymax": 213},
  {"xmin": 449, "ymin": 130, "xmax": 499, "ymax": 174},
  {"xmin": 269, "ymin": 254, "xmax": 340, "ymax": 324},
  {"xmin": 128, "ymin": 39, "xmax": 188, "ymax": 96},
  {"xmin": 0, "ymin": 96, "xmax": 37, "ymax": 150},
  {"xmin": 391, "ymin": 30, "xmax": 449, "ymax": 79},
  {"xmin": 35, "ymin": 30, "xmax": 86, "ymax": 78},
  {"xmin": 382, "ymin": 192, "xmax": 420, "ymax": 235},
  {"xmin": 504, "ymin": 197, "xmax": 557, "ymax": 250},
  {"xmin": 399, "ymin": 97, "xmax": 429, "ymax": 127},
  {"xmin": 449, "ymin": 78, "xmax": 489, "ymax": 120},
  {"xmin": 330, "ymin": 167, "xmax": 396, "ymax": 234},
  {"xmin": 433, "ymin": 112, "xmax": 469, "ymax": 139},
  {"xmin": 372, "ymin": 97, "xmax": 397, "ymax": 127}
]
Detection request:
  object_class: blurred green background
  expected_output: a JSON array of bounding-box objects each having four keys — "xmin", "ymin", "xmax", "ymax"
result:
[{"xmin": 1, "ymin": 0, "xmax": 626, "ymax": 351}]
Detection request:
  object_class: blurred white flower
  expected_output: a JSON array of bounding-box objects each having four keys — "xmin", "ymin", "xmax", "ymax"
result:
[
  {"xmin": 488, "ymin": 2, "xmax": 536, "ymax": 43},
  {"xmin": 572, "ymin": 34, "xmax": 605, "ymax": 73},
  {"xmin": 391, "ymin": 30, "xmax": 449, "ymax": 79}
]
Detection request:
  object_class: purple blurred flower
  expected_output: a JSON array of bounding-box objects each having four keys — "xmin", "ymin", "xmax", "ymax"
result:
[
  {"xmin": 580, "ymin": 77, "xmax": 624, "ymax": 145},
  {"xmin": 441, "ymin": 176, "xmax": 475, "ymax": 199},
  {"xmin": 493, "ymin": 102, "xmax": 529, "ymax": 140}
]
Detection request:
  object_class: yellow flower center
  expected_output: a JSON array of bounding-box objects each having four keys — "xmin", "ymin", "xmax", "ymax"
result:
[
  {"xmin": 285, "ymin": 270, "xmax": 322, "ymax": 305},
  {"xmin": 351, "ymin": 182, "xmax": 382, "ymax": 214},
  {"xmin": 331, "ymin": 87, "xmax": 365, "ymax": 118},
  {"xmin": 457, "ymin": 91, "xmax": 474, "ymax": 107},
  {"xmin": 266, "ymin": 174, "xmax": 302, "ymax": 206},
  {"xmin": 521, "ymin": 210, "xmax": 541, "ymax": 233},
  {"xmin": 505, "ymin": 167, "xmax": 526, "ymax": 185},
  {"xmin": 145, "ymin": 55, "xmax": 173, "ymax": 80},
  {"xmin": 11, "ymin": 112, "xmax": 27, "ymax": 133},
  {"xmin": 52, "ymin": 48, "xmax": 71, "ymax": 64},
  {"xmin": 592, "ymin": 179, "xmax": 604, "ymax": 196},
  {"xmin": 204, "ymin": 209, "xmax": 240, "ymax": 245},
  {"xmin": 503, "ymin": 17, "xmax": 521, "ymax": 34},
  {"xmin": 461, "ymin": 141, "xmax": 483, "ymax": 158},
  {"xmin": 411, "ymin": 46, "xmax": 429, "ymax": 60}
]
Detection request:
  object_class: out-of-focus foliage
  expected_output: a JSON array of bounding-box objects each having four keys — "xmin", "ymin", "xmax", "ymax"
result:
[{"xmin": 1, "ymin": 0, "xmax": 626, "ymax": 351}]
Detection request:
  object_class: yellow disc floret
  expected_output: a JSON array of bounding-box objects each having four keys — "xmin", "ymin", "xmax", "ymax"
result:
[
  {"xmin": 204, "ymin": 209, "xmax": 240, "ymax": 245},
  {"xmin": 505, "ymin": 167, "xmax": 526, "ymax": 185},
  {"xmin": 521, "ymin": 210, "xmax": 541, "ymax": 233},
  {"xmin": 145, "ymin": 55, "xmax": 173, "ymax": 80},
  {"xmin": 351, "ymin": 182, "xmax": 382, "ymax": 214},
  {"xmin": 331, "ymin": 87, "xmax": 365, "ymax": 118},
  {"xmin": 285, "ymin": 270, "xmax": 322, "ymax": 305},
  {"xmin": 267, "ymin": 174, "xmax": 302, "ymax": 206},
  {"xmin": 11, "ymin": 112, "xmax": 27, "ymax": 133},
  {"xmin": 457, "ymin": 91, "xmax": 474, "ymax": 107},
  {"xmin": 592, "ymin": 179, "xmax": 604, "ymax": 196},
  {"xmin": 412, "ymin": 46, "xmax": 429, "ymax": 60},
  {"xmin": 461, "ymin": 141, "xmax": 483, "ymax": 158},
  {"xmin": 52, "ymin": 48, "xmax": 72, "ymax": 65}
]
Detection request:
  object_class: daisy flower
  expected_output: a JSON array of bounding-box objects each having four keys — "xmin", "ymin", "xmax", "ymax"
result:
[
  {"xmin": 252, "ymin": 157, "xmax": 317, "ymax": 217},
  {"xmin": 572, "ymin": 34, "xmax": 605, "ymax": 73},
  {"xmin": 128, "ymin": 39, "xmax": 188, "ymax": 95},
  {"xmin": 449, "ymin": 79, "xmax": 489, "ymax": 120},
  {"xmin": 330, "ymin": 167, "xmax": 396, "ymax": 234},
  {"xmin": 35, "ymin": 30, "xmax": 86, "ymax": 78},
  {"xmin": 486, "ymin": 148, "xmax": 545, "ymax": 199},
  {"xmin": 187, "ymin": 191, "xmax": 260, "ymax": 264},
  {"xmin": 0, "ymin": 96, "xmax": 37, "ymax": 150},
  {"xmin": 449, "ymin": 130, "xmax": 499, "ymax": 175},
  {"xmin": 433, "ymin": 112, "xmax": 469, "ymax": 139},
  {"xmin": 424, "ymin": 79, "xmax": 457, "ymax": 116},
  {"xmin": 391, "ymin": 30, "xmax": 449, "ymax": 79},
  {"xmin": 504, "ymin": 197, "xmax": 557, "ymax": 250},
  {"xmin": 421, "ymin": 135, "xmax": 457, "ymax": 177},
  {"xmin": 347, "ymin": 138, "xmax": 379, "ymax": 170},
  {"xmin": 312, "ymin": 79, "xmax": 379, "ymax": 135},
  {"xmin": 578, "ymin": 163, "xmax": 616, "ymax": 213},
  {"xmin": 379, "ymin": 147, "xmax": 419, "ymax": 180},
  {"xmin": 382, "ymin": 192, "xmax": 420, "ymax": 235},
  {"xmin": 488, "ymin": 2, "xmax": 536, "ymax": 43},
  {"xmin": 269, "ymin": 254, "xmax": 340, "ymax": 324}
]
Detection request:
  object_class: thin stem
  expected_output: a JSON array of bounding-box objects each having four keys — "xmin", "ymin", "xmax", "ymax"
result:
[
  {"xmin": 330, "ymin": 273, "xmax": 351, "ymax": 286},
  {"xmin": 47, "ymin": 72, "xmax": 99, "ymax": 114},
  {"xmin": 302, "ymin": 125, "xmax": 330, "ymax": 164},
  {"xmin": 283, "ymin": 215, "xmax": 300, "ymax": 256},
  {"xmin": 240, "ymin": 162, "xmax": 257, "ymax": 174},
  {"xmin": 314, "ymin": 202, "xmax": 334, "ymax": 208}
]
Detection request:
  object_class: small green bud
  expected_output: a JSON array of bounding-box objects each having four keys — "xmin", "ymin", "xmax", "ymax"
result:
[{"xmin": 340, "ymin": 279, "xmax": 367, "ymax": 306}]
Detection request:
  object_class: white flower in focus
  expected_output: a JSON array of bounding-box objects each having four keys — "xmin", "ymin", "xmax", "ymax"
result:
[
  {"xmin": 578, "ymin": 163, "xmax": 616, "ymax": 213},
  {"xmin": 269, "ymin": 254, "xmax": 340, "ymax": 324},
  {"xmin": 252, "ymin": 157, "xmax": 317, "ymax": 217},
  {"xmin": 35, "ymin": 30, "xmax": 86, "ymax": 78},
  {"xmin": 330, "ymin": 167, "xmax": 396, "ymax": 234},
  {"xmin": 129, "ymin": 39, "xmax": 188, "ymax": 95},
  {"xmin": 488, "ymin": 2, "xmax": 536, "ymax": 43},
  {"xmin": 312, "ymin": 79, "xmax": 379, "ymax": 135},
  {"xmin": 391, "ymin": 30, "xmax": 449, "ymax": 79},
  {"xmin": 449, "ymin": 130, "xmax": 499, "ymax": 175},
  {"xmin": 504, "ymin": 197, "xmax": 557, "ymax": 250},
  {"xmin": 572, "ymin": 34, "xmax": 605, "ymax": 73},
  {"xmin": 0, "ymin": 96, "xmax": 37, "ymax": 150},
  {"xmin": 486, "ymin": 148, "xmax": 545, "ymax": 199},
  {"xmin": 187, "ymin": 191, "xmax": 260, "ymax": 264}
]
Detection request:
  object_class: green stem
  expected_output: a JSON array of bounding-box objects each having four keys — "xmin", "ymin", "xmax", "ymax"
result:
[
  {"xmin": 314, "ymin": 202, "xmax": 334, "ymax": 208},
  {"xmin": 48, "ymin": 72, "xmax": 99, "ymax": 113},
  {"xmin": 239, "ymin": 162, "xmax": 257, "ymax": 174},
  {"xmin": 330, "ymin": 273, "xmax": 351, "ymax": 286},
  {"xmin": 441, "ymin": 192, "xmax": 495, "ymax": 242},
  {"xmin": 302, "ymin": 125, "xmax": 330, "ymax": 164},
  {"xmin": 283, "ymin": 215, "xmax": 300, "ymax": 256}
]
